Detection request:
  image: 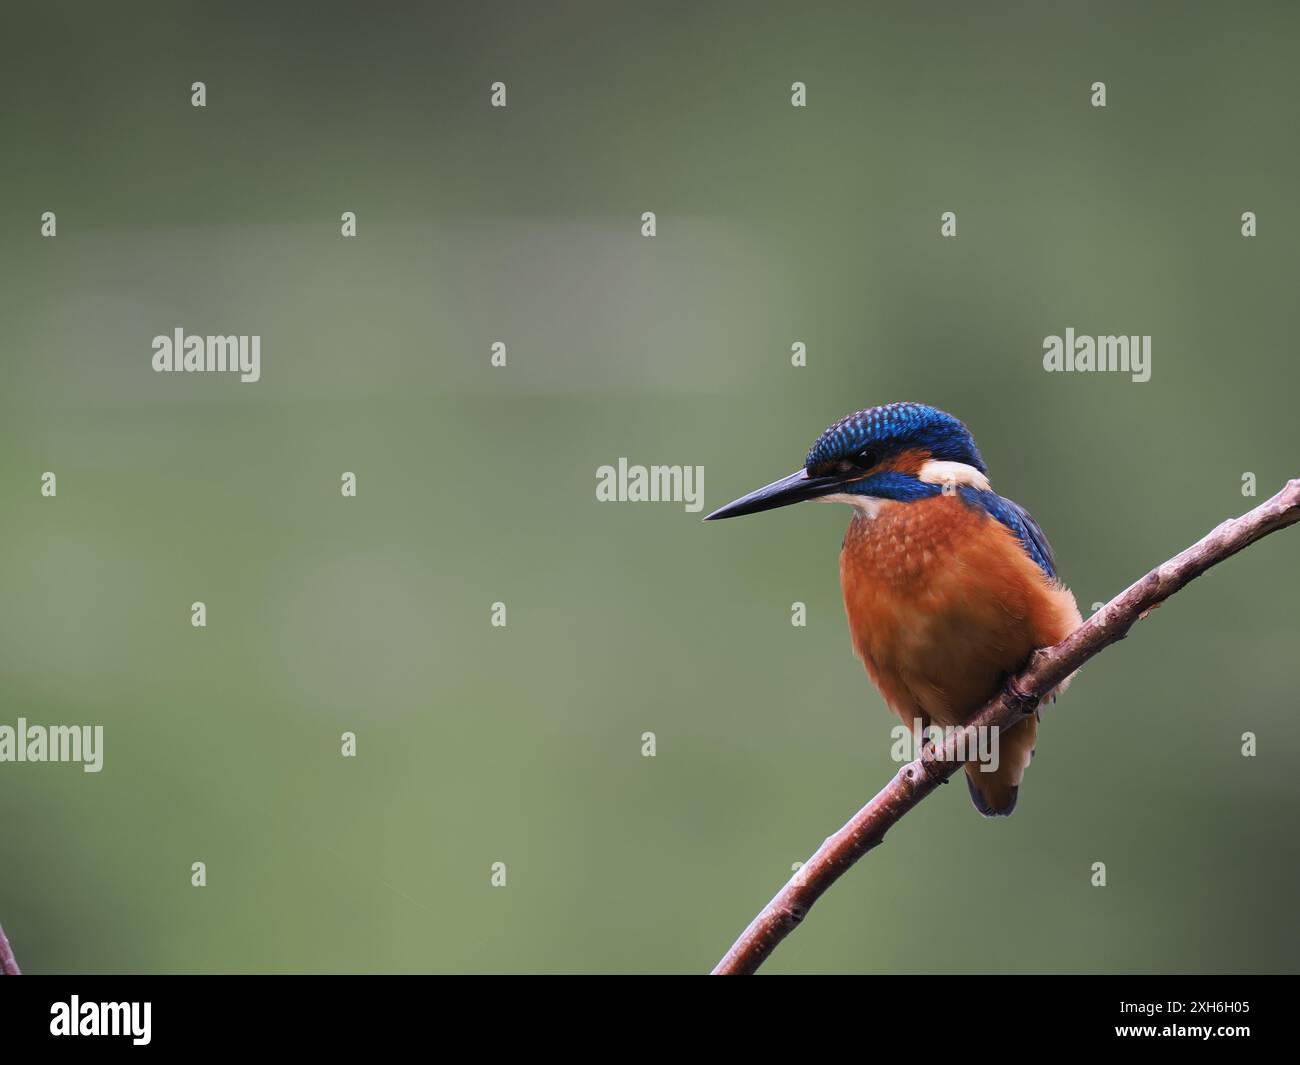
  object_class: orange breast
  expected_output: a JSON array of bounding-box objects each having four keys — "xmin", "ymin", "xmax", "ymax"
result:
[{"xmin": 839, "ymin": 493, "xmax": 1081, "ymax": 729}]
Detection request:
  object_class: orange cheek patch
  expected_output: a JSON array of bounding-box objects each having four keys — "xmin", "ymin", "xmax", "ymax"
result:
[{"xmin": 872, "ymin": 447, "xmax": 931, "ymax": 478}]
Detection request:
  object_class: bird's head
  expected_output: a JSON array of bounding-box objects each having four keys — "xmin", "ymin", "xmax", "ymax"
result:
[{"xmin": 704, "ymin": 402, "xmax": 988, "ymax": 521}]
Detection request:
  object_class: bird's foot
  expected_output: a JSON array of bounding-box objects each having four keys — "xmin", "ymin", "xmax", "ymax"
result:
[{"xmin": 1001, "ymin": 675, "xmax": 1039, "ymax": 717}]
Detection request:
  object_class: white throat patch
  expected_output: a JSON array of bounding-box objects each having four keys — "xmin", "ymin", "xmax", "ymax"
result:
[{"xmin": 816, "ymin": 492, "xmax": 885, "ymax": 517}]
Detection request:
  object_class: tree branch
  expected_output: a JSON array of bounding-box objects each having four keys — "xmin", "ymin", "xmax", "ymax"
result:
[
  {"xmin": 0, "ymin": 923, "xmax": 20, "ymax": 976},
  {"xmin": 712, "ymin": 479, "xmax": 1300, "ymax": 975}
]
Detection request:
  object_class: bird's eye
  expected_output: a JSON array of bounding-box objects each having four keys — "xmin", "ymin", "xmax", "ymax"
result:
[{"xmin": 837, "ymin": 449, "xmax": 877, "ymax": 475}]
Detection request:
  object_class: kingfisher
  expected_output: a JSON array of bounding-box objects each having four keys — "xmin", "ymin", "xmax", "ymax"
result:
[{"xmin": 705, "ymin": 402, "xmax": 1082, "ymax": 816}]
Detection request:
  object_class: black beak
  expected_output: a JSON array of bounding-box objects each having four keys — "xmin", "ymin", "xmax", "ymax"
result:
[{"xmin": 703, "ymin": 468, "xmax": 846, "ymax": 521}]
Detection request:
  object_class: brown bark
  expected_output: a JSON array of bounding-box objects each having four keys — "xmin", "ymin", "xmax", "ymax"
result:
[{"xmin": 0, "ymin": 924, "xmax": 19, "ymax": 976}]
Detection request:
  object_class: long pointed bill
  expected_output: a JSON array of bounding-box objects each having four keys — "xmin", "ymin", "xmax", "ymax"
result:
[{"xmin": 703, "ymin": 468, "xmax": 845, "ymax": 521}]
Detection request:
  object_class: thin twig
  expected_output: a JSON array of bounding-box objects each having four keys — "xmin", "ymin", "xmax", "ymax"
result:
[
  {"xmin": 0, "ymin": 923, "xmax": 20, "ymax": 976},
  {"xmin": 713, "ymin": 479, "xmax": 1300, "ymax": 975}
]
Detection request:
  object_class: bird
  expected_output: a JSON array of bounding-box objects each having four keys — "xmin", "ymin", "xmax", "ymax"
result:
[{"xmin": 704, "ymin": 402, "xmax": 1081, "ymax": 816}]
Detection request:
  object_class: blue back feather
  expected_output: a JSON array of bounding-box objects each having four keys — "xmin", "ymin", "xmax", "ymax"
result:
[{"xmin": 958, "ymin": 488, "xmax": 1059, "ymax": 580}]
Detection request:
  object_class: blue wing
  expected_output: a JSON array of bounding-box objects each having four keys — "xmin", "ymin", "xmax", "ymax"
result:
[{"xmin": 958, "ymin": 488, "xmax": 1059, "ymax": 581}]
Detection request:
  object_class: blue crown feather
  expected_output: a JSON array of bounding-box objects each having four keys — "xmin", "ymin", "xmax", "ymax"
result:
[{"xmin": 805, "ymin": 402, "xmax": 986, "ymax": 474}]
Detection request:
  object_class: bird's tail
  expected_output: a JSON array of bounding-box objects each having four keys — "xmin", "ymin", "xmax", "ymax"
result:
[{"xmin": 964, "ymin": 714, "xmax": 1037, "ymax": 817}]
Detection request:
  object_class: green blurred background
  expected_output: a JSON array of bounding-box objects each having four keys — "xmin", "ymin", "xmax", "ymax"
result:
[{"xmin": 1, "ymin": 1, "xmax": 1297, "ymax": 973}]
